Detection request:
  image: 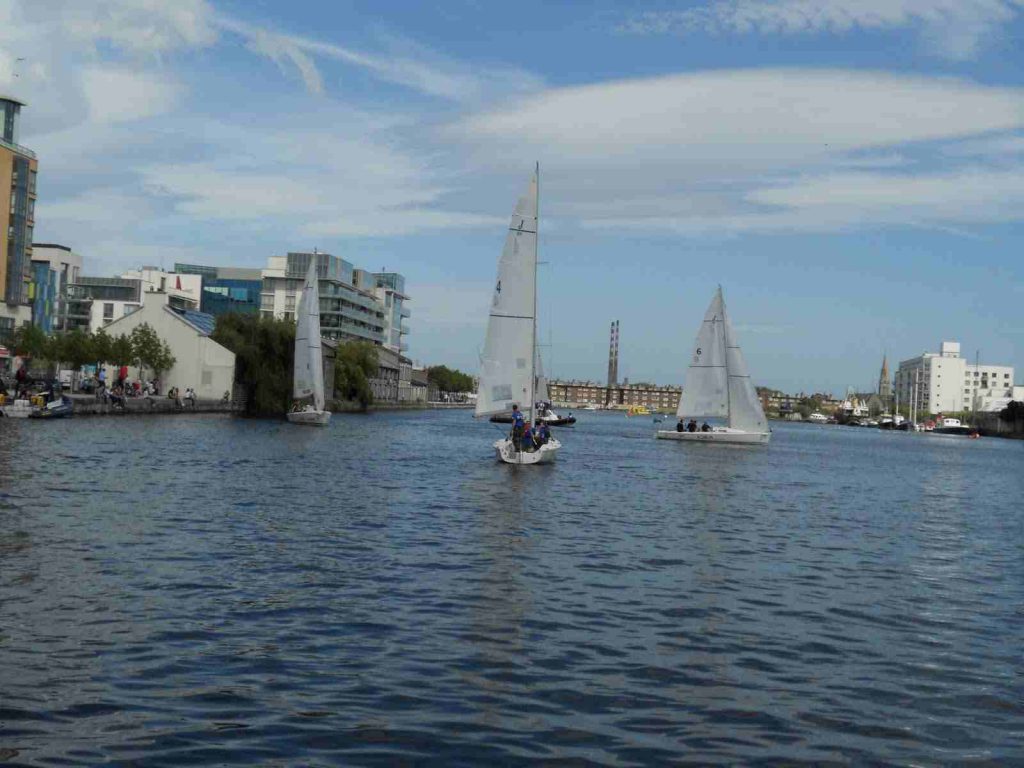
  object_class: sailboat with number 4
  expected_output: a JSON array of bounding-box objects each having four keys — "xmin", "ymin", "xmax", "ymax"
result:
[
  {"xmin": 474, "ymin": 165, "xmax": 561, "ymax": 464},
  {"xmin": 656, "ymin": 286, "xmax": 770, "ymax": 445}
]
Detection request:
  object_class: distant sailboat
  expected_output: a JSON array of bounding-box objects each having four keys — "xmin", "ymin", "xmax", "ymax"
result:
[
  {"xmin": 489, "ymin": 351, "xmax": 576, "ymax": 426},
  {"xmin": 287, "ymin": 258, "xmax": 331, "ymax": 426},
  {"xmin": 475, "ymin": 166, "xmax": 561, "ymax": 464},
  {"xmin": 656, "ymin": 287, "xmax": 769, "ymax": 445}
]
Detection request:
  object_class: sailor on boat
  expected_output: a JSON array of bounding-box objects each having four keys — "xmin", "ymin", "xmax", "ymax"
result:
[{"xmin": 510, "ymin": 403, "xmax": 525, "ymax": 451}]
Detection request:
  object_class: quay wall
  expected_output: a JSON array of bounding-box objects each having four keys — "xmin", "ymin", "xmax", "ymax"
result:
[{"xmin": 68, "ymin": 395, "xmax": 239, "ymax": 417}]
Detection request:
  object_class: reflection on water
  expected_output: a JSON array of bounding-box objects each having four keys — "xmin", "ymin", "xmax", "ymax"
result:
[{"xmin": 1, "ymin": 413, "xmax": 1023, "ymax": 765}]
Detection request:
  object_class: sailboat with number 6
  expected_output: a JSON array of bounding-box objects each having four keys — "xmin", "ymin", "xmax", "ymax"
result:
[
  {"xmin": 474, "ymin": 165, "xmax": 561, "ymax": 464},
  {"xmin": 656, "ymin": 286, "xmax": 769, "ymax": 445}
]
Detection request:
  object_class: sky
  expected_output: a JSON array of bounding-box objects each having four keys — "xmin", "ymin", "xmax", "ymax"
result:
[{"xmin": 2, "ymin": 0, "xmax": 1023, "ymax": 395}]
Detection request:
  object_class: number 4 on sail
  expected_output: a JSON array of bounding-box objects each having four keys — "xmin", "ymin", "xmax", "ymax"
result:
[{"xmin": 656, "ymin": 286, "xmax": 770, "ymax": 445}]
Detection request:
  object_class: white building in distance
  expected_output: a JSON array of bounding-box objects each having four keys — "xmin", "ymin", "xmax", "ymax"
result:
[
  {"xmin": 896, "ymin": 341, "xmax": 1018, "ymax": 414},
  {"xmin": 100, "ymin": 300, "xmax": 235, "ymax": 400}
]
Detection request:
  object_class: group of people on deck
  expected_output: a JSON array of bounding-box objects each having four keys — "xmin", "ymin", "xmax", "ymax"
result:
[
  {"xmin": 677, "ymin": 418, "xmax": 712, "ymax": 433},
  {"xmin": 509, "ymin": 404, "xmax": 552, "ymax": 452}
]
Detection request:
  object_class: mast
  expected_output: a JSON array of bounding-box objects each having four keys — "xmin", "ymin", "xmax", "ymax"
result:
[
  {"xmin": 529, "ymin": 161, "xmax": 539, "ymax": 425},
  {"xmin": 972, "ymin": 349, "xmax": 979, "ymax": 425},
  {"xmin": 721, "ymin": 286, "xmax": 732, "ymax": 425}
]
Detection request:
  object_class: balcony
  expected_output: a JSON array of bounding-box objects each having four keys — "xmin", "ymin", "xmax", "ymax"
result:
[
  {"xmin": 400, "ymin": 324, "xmax": 410, "ymax": 335},
  {"xmin": 400, "ymin": 306, "xmax": 411, "ymax": 319},
  {"xmin": 0, "ymin": 136, "xmax": 36, "ymax": 160}
]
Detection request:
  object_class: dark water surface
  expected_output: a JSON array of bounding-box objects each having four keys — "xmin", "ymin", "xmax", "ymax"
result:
[{"xmin": 2, "ymin": 411, "xmax": 1022, "ymax": 766}]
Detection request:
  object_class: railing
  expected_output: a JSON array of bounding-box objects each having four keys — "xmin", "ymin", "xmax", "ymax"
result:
[{"xmin": 0, "ymin": 136, "xmax": 36, "ymax": 159}]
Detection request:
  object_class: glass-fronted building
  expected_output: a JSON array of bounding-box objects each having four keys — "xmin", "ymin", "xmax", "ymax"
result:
[
  {"xmin": 261, "ymin": 252, "xmax": 388, "ymax": 346},
  {"xmin": 1, "ymin": 95, "xmax": 38, "ymax": 341},
  {"xmin": 175, "ymin": 263, "xmax": 263, "ymax": 316},
  {"xmin": 30, "ymin": 259, "xmax": 56, "ymax": 333}
]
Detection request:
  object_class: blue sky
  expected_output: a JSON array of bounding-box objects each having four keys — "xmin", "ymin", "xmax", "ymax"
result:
[{"xmin": 2, "ymin": 0, "xmax": 1024, "ymax": 394}]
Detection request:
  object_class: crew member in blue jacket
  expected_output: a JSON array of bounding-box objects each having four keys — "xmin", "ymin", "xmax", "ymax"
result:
[{"xmin": 510, "ymin": 404, "xmax": 525, "ymax": 451}]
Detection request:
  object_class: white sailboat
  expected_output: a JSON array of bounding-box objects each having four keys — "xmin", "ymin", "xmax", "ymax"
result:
[
  {"xmin": 656, "ymin": 287, "xmax": 770, "ymax": 445},
  {"xmin": 286, "ymin": 257, "xmax": 331, "ymax": 426},
  {"xmin": 475, "ymin": 165, "xmax": 561, "ymax": 464}
]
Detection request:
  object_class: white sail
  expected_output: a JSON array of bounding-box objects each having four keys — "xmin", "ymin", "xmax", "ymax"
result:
[
  {"xmin": 476, "ymin": 172, "xmax": 538, "ymax": 419},
  {"xmin": 723, "ymin": 302, "xmax": 767, "ymax": 433},
  {"xmin": 293, "ymin": 258, "xmax": 325, "ymax": 410},
  {"xmin": 676, "ymin": 288, "xmax": 729, "ymax": 419},
  {"xmin": 535, "ymin": 348, "xmax": 549, "ymax": 404}
]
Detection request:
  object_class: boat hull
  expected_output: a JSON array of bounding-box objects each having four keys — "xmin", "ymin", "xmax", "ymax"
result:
[
  {"xmin": 286, "ymin": 409, "xmax": 332, "ymax": 426},
  {"xmin": 1, "ymin": 400, "xmax": 35, "ymax": 418},
  {"xmin": 30, "ymin": 397, "xmax": 73, "ymax": 419},
  {"xmin": 490, "ymin": 414, "xmax": 576, "ymax": 427},
  {"xmin": 655, "ymin": 428, "xmax": 770, "ymax": 445},
  {"xmin": 493, "ymin": 437, "xmax": 561, "ymax": 464}
]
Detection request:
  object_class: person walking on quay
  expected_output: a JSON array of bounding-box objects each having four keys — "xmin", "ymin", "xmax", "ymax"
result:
[{"xmin": 184, "ymin": 387, "xmax": 196, "ymax": 408}]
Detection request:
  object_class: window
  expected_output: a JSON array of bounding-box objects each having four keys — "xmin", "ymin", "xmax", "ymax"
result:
[
  {"xmin": 285, "ymin": 295, "xmax": 296, "ymax": 312},
  {"xmin": 103, "ymin": 303, "xmax": 114, "ymax": 321},
  {"xmin": 201, "ymin": 371, "xmax": 213, "ymax": 387}
]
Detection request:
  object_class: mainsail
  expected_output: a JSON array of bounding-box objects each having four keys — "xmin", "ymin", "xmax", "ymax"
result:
[
  {"xmin": 475, "ymin": 172, "xmax": 538, "ymax": 419},
  {"xmin": 293, "ymin": 258, "xmax": 325, "ymax": 411},
  {"xmin": 724, "ymin": 305, "xmax": 767, "ymax": 432},
  {"xmin": 677, "ymin": 288, "xmax": 729, "ymax": 419}
]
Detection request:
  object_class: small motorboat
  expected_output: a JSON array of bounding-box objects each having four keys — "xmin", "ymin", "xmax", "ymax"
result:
[
  {"xmin": 490, "ymin": 403, "xmax": 576, "ymax": 427},
  {"xmin": 30, "ymin": 395, "xmax": 73, "ymax": 419},
  {"xmin": 1, "ymin": 398, "xmax": 36, "ymax": 418}
]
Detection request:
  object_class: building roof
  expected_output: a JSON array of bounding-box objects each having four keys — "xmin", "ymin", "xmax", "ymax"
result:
[
  {"xmin": 0, "ymin": 95, "xmax": 27, "ymax": 106},
  {"xmin": 31, "ymin": 243, "xmax": 72, "ymax": 252},
  {"xmin": 170, "ymin": 307, "xmax": 216, "ymax": 336}
]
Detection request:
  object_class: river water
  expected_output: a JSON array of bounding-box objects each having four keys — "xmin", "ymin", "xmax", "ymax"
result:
[{"xmin": 1, "ymin": 411, "xmax": 1022, "ymax": 766}]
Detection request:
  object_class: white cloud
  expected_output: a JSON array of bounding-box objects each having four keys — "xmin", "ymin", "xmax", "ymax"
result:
[
  {"xmin": 81, "ymin": 67, "xmax": 182, "ymax": 123},
  {"xmin": 621, "ymin": 0, "xmax": 1024, "ymax": 60},
  {"xmin": 19, "ymin": 0, "xmax": 217, "ymax": 56},
  {"xmin": 216, "ymin": 15, "xmax": 544, "ymax": 102},
  {"xmin": 457, "ymin": 69, "xmax": 1024, "ymax": 162}
]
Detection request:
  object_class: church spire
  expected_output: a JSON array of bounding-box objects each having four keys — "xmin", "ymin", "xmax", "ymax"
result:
[{"xmin": 878, "ymin": 355, "xmax": 891, "ymax": 399}]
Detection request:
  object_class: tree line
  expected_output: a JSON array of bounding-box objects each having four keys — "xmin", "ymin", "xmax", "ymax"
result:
[
  {"xmin": 10, "ymin": 323, "xmax": 175, "ymax": 385},
  {"xmin": 211, "ymin": 313, "xmax": 379, "ymax": 416},
  {"xmin": 426, "ymin": 365, "xmax": 474, "ymax": 394}
]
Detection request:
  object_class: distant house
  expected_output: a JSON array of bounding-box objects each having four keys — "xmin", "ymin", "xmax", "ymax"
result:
[{"xmin": 101, "ymin": 301, "xmax": 235, "ymax": 400}]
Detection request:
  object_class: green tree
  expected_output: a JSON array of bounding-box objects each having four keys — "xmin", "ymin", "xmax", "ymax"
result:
[
  {"xmin": 427, "ymin": 365, "xmax": 474, "ymax": 394},
  {"xmin": 91, "ymin": 328, "xmax": 112, "ymax": 367},
  {"xmin": 108, "ymin": 334, "xmax": 134, "ymax": 368},
  {"xmin": 129, "ymin": 323, "xmax": 176, "ymax": 381},
  {"xmin": 11, "ymin": 323, "xmax": 47, "ymax": 359},
  {"xmin": 212, "ymin": 312, "xmax": 295, "ymax": 416},
  {"xmin": 334, "ymin": 341, "xmax": 378, "ymax": 409},
  {"xmin": 60, "ymin": 328, "xmax": 94, "ymax": 389}
]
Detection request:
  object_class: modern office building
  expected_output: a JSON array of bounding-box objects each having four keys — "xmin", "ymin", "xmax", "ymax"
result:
[
  {"xmin": 367, "ymin": 271, "xmax": 410, "ymax": 354},
  {"xmin": 64, "ymin": 276, "xmax": 143, "ymax": 332},
  {"xmin": 260, "ymin": 252, "xmax": 390, "ymax": 347},
  {"xmin": 31, "ymin": 244, "xmax": 82, "ymax": 331},
  {"xmin": 29, "ymin": 258, "xmax": 57, "ymax": 332},
  {"xmin": 0, "ymin": 95, "xmax": 37, "ymax": 343},
  {"xmin": 63, "ymin": 267, "xmax": 202, "ymax": 333},
  {"xmin": 896, "ymin": 341, "xmax": 1016, "ymax": 414},
  {"xmin": 174, "ymin": 263, "xmax": 263, "ymax": 316}
]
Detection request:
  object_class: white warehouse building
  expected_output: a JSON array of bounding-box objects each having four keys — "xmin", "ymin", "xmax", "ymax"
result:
[
  {"xmin": 895, "ymin": 341, "xmax": 1018, "ymax": 415},
  {"xmin": 101, "ymin": 300, "xmax": 235, "ymax": 400}
]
